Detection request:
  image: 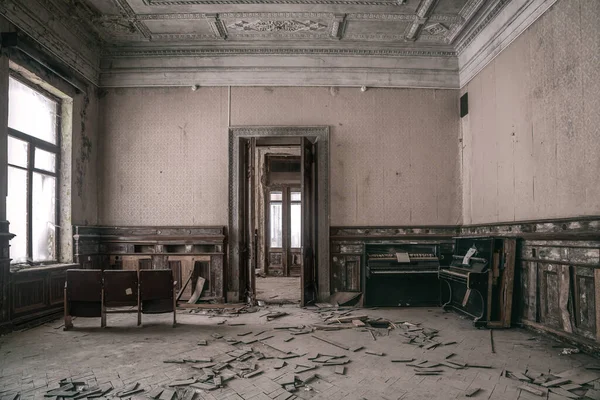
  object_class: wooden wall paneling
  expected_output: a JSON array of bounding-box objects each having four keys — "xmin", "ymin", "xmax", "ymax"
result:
[
  {"xmin": 501, "ymin": 238, "xmax": 516, "ymax": 327},
  {"xmin": 526, "ymin": 261, "xmax": 538, "ymax": 321},
  {"xmin": 331, "ymin": 255, "xmax": 346, "ymax": 293},
  {"xmin": 211, "ymin": 254, "xmax": 224, "ymax": 301},
  {"xmin": 345, "ymin": 255, "xmax": 361, "ymax": 291},
  {"xmin": 9, "ymin": 265, "xmax": 74, "ymax": 323},
  {"xmin": 559, "ymin": 264, "xmax": 573, "ymax": 333},
  {"xmin": 595, "ymin": 269, "xmax": 600, "ymax": 342},
  {"xmin": 49, "ymin": 271, "xmax": 66, "ymax": 305},
  {"xmin": 13, "ymin": 278, "xmax": 45, "ymax": 314},
  {"xmin": 168, "ymin": 261, "xmax": 183, "ymax": 293},
  {"xmin": 539, "ymin": 263, "xmax": 561, "ymax": 328},
  {"xmin": 572, "ymin": 266, "xmax": 596, "ymax": 340},
  {"xmin": 122, "ymin": 256, "xmax": 140, "ymax": 271}
]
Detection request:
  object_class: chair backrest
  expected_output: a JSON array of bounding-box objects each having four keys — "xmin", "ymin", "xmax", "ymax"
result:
[
  {"xmin": 66, "ymin": 269, "xmax": 102, "ymax": 302},
  {"xmin": 140, "ymin": 269, "xmax": 173, "ymax": 301},
  {"xmin": 103, "ymin": 270, "xmax": 138, "ymax": 306}
]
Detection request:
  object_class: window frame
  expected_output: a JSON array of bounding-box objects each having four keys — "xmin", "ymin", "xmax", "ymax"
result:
[
  {"xmin": 289, "ymin": 189, "xmax": 301, "ymax": 249},
  {"xmin": 268, "ymin": 189, "xmax": 283, "ymax": 250},
  {"xmin": 7, "ymin": 72, "xmax": 62, "ymax": 265}
]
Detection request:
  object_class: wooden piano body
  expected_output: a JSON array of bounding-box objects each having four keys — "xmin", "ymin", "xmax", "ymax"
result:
[
  {"xmin": 439, "ymin": 237, "xmax": 516, "ymax": 327},
  {"xmin": 365, "ymin": 243, "xmax": 446, "ymax": 307}
]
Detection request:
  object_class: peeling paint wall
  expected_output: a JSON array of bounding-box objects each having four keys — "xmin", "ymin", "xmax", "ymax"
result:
[
  {"xmin": 462, "ymin": 0, "xmax": 600, "ymax": 224},
  {"xmin": 71, "ymin": 89, "xmax": 99, "ymax": 226},
  {"xmin": 98, "ymin": 86, "xmax": 461, "ymax": 227}
]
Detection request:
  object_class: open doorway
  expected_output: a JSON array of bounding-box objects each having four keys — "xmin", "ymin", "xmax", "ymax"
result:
[
  {"xmin": 256, "ymin": 153, "xmax": 302, "ymax": 304},
  {"xmin": 228, "ymin": 127, "xmax": 329, "ymax": 306}
]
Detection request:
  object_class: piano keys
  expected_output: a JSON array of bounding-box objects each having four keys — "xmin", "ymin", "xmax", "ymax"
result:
[
  {"xmin": 439, "ymin": 237, "xmax": 517, "ymax": 327},
  {"xmin": 365, "ymin": 243, "xmax": 449, "ymax": 307}
]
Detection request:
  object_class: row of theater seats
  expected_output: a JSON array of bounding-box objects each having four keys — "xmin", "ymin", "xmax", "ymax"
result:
[{"xmin": 64, "ymin": 269, "xmax": 177, "ymax": 329}]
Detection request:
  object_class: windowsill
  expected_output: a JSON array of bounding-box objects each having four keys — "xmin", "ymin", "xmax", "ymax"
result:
[{"xmin": 10, "ymin": 262, "xmax": 78, "ymax": 274}]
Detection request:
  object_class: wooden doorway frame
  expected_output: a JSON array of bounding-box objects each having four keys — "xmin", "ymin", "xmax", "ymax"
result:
[{"xmin": 228, "ymin": 126, "xmax": 330, "ymax": 304}]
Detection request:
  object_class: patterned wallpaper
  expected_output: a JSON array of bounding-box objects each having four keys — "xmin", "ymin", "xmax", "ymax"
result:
[
  {"xmin": 98, "ymin": 86, "xmax": 461, "ymax": 227},
  {"xmin": 98, "ymin": 87, "xmax": 229, "ymax": 226},
  {"xmin": 462, "ymin": 0, "xmax": 600, "ymax": 224},
  {"xmin": 231, "ymin": 87, "xmax": 461, "ymax": 227}
]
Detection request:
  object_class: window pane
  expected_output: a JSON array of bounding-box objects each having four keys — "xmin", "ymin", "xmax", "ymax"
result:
[
  {"xmin": 32, "ymin": 173, "xmax": 56, "ymax": 261},
  {"xmin": 290, "ymin": 203, "xmax": 302, "ymax": 248},
  {"xmin": 269, "ymin": 203, "xmax": 282, "ymax": 248},
  {"xmin": 8, "ymin": 136, "xmax": 28, "ymax": 168},
  {"xmin": 8, "ymin": 77, "xmax": 57, "ymax": 144},
  {"xmin": 7, "ymin": 167, "xmax": 28, "ymax": 263},
  {"xmin": 35, "ymin": 148, "xmax": 56, "ymax": 173},
  {"xmin": 290, "ymin": 191, "xmax": 301, "ymax": 202},
  {"xmin": 270, "ymin": 191, "xmax": 282, "ymax": 201}
]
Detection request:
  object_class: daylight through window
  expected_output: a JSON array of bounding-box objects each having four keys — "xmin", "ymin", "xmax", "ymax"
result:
[{"xmin": 7, "ymin": 76, "xmax": 60, "ymax": 264}]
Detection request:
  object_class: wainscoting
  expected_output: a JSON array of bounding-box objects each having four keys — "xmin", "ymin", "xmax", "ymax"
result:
[
  {"xmin": 9, "ymin": 264, "xmax": 77, "ymax": 327},
  {"xmin": 73, "ymin": 226, "xmax": 227, "ymax": 301},
  {"xmin": 331, "ymin": 217, "xmax": 600, "ymax": 351},
  {"xmin": 460, "ymin": 217, "xmax": 600, "ymax": 353}
]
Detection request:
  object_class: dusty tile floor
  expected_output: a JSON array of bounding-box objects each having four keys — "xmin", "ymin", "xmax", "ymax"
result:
[
  {"xmin": 0, "ymin": 306, "xmax": 598, "ymax": 400},
  {"xmin": 255, "ymin": 277, "xmax": 301, "ymax": 304}
]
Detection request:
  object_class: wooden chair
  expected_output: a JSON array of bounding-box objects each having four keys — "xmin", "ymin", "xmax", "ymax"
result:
[
  {"xmin": 64, "ymin": 269, "xmax": 103, "ymax": 330},
  {"xmin": 102, "ymin": 270, "xmax": 140, "ymax": 327},
  {"xmin": 139, "ymin": 269, "xmax": 177, "ymax": 327}
]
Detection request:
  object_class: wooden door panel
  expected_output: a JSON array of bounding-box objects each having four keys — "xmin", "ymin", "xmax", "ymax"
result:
[
  {"xmin": 301, "ymin": 137, "xmax": 316, "ymax": 306},
  {"xmin": 268, "ymin": 251, "xmax": 284, "ymax": 276},
  {"xmin": 573, "ymin": 266, "xmax": 596, "ymax": 339},
  {"xmin": 331, "ymin": 255, "xmax": 360, "ymax": 292},
  {"xmin": 539, "ymin": 263, "xmax": 561, "ymax": 328}
]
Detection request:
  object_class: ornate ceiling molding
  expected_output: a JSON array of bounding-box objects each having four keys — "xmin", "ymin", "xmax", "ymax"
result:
[
  {"xmin": 330, "ymin": 14, "xmax": 346, "ymax": 39},
  {"xmin": 102, "ymin": 47, "xmax": 456, "ymax": 58},
  {"xmin": 0, "ymin": 0, "xmax": 559, "ymax": 89},
  {"xmin": 455, "ymin": 0, "xmax": 511, "ymax": 52},
  {"xmin": 206, "ymin": 13, "xmax": 228, "ymax": 39},
  {"xmin": 140, "ymin": 0, "xmax": 403, "ymax": 5},
  {"xmin": 227, "ymin": 20, "xmax": 328, "ymax": 33},
  {"xmin": 446, "ymin": 0, "xmax": 488, "ymax": 43},
  {"xmin": 0, "ymin": 0, "xmax": 101, "ymax": 84},
  {"xmin": 458, "ymin": 0, "xmax": 558, "ymax": 87}
]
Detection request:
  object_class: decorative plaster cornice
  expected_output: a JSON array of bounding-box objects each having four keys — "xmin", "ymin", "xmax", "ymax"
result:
[
  {"xmin": 346, "ymin": 13, "xmax": 414, "ymax": 21},
  {"xmin": 455, "ymin": 0, "xmax": 511, "ymax": 52},
  {"xmin": 103, "ymin": 47, "xmax": 456, "ymax": 58},
  {"xmin": 458, "ymin": 0, "xmax": 559, "ymax": 87},
  {"xmin": 141, "ymin": 0, "xmax": 400, "ymax": 5},
  {"xmin": 136, "ymin": 13, "xmax": 206, "ymax": 20},
  {"xmin": 220, "ymin": 12, "xmax": 332, "ymax": 19},
  {"xmin": 416, "ymin": 0, "xmax": 437, "ymax": 18},
  {"xmin": 0, "ymin": 0, "xmax": 100, "ymax": 84},
  {"xmin": 330, "ymin": 14, "xmax": 346, "ymax": 39}
]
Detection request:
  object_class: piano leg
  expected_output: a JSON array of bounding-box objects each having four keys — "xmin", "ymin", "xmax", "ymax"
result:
[{"xmin": 441, "ymin": 279, "xmax": 453, "ymax": 311}]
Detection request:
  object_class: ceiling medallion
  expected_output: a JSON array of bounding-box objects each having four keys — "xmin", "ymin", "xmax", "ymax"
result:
[
  {"xmin": 227, "ymin": 20, "xmax": 327, "ymax": 32},
  {"xmin": 423, "ymin": 22, "xmax": 448, "ymax": 36}
]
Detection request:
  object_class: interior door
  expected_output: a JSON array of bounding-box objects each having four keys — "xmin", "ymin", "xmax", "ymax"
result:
[
  {"xmin": 301, "ymin": 137, "xmax": 316, "ymax": 305},
  {"xmin": 239, "ymin": 137, "xmax": 256, "ymax": 304},
  {"xmin": 247, "ymin": 138, "xmax": 256, "ymax": 302}
]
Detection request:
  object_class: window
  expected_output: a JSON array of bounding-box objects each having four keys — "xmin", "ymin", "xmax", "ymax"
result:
[
  {"xmin": 269, "ymin": 191, "xmax": 283, "ymax": 248},
  {"xmin": 290, "ymin": 191, "xmax": 301, "ymax": 248},
  {"xmin": 7, "ymin": 76, "xmax": 60, "ymax": 264}
]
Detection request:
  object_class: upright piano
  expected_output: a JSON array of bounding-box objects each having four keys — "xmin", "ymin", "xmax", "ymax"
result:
[
  {"xmin": 439, "ymin": 237, "xmax": 516, "ymax": 327},
  {"xmin": 365, "ymin": 243, "xmax": 452, "ymax": 307}
]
